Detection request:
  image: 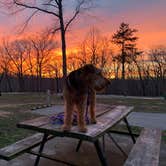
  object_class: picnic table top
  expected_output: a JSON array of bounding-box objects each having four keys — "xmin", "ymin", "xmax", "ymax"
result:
[{"xmin": 17, "ymin": 104, "xmax": 133, "ymax": 142}]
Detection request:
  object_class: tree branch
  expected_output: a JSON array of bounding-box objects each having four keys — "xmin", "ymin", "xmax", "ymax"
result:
[
  {"xmin": 13, "ymin": 0, "xmax": 59, "ymax": 17},
  {"xmin": 64, "ymin": 10, "xmax": 79, "ymax": 32},
  {"xmin": 42, "ymin": 3, "xmax": 58, "ymax": 9},
  {"xmin": 64, "ymin": 0, "xmax": 85, "ymax": 32},
  {"xmin": 49, "ymin": 26, "xmax": 61, "ymax": 34},
  {"xmin": 18, "ymin": 10, "xmax": 38, "ymax": 34},
  {"xmin": 54, "ymin": 0, "xmax": 60, "ymax": 6}
]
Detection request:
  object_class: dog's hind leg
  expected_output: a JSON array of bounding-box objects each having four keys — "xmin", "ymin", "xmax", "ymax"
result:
[
  {"xmin": 62, "ymin": 100, "xmax": 74, "ymax": 131},
  {"xmin": 89, "ymin": 90, "xmax": 97, "ymax": 124},
  {"xmin": 76, "ymin": 101, "xmax": 87, "ymax": 132}
]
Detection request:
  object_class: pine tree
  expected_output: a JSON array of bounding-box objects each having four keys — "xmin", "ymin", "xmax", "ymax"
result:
[{"xmin": 112, "ymin": 22, "xmax": 138, "ymax": 79}]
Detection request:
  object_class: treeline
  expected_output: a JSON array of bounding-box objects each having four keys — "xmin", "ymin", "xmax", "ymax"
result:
[{"xmin": 0, "ymin": 24, "xmax": 166, "ymax": 96}]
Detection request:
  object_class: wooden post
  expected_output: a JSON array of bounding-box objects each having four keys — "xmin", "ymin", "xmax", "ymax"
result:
[{"xmin": 46, "ymin": 89, "xmax": 51, "ymax": 106}]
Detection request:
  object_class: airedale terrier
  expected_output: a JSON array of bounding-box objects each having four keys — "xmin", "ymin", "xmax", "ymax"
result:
[{"xmin": 62, "ymin": 64, "xmax": 110, "ymax": 132}]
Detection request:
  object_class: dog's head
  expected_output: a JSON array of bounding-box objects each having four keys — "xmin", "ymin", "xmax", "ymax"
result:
[{"xmin": 82, "ymin": 64, "xmax": 110, "ymax": 91}]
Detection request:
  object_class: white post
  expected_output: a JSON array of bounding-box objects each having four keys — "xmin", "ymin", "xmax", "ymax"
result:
[{"xmin": 46, "ymin": 89, "xmax": 51, "ymax": 106}]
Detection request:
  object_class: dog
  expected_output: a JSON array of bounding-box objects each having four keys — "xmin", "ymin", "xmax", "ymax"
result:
[{"xmin": 62, "ymin": 64, "xmax": 110, "ymax": 132}]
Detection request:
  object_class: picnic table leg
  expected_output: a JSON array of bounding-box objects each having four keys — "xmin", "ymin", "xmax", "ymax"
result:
[
  {"xmin": 94, "ymin": 139, "xmax": 108, "ymax": 166},
  {"xmin": 123, "ymin": 117, "xmax": 136, "ymax": 144},
  {"xmin": 76, "ymin": 140, "xmax": 82, "ymax": 152},
  {"xmin": 102, "ymin": 135, "xmax": 105, "ymax": 152},
  {"xmin": 34, "ymin": 133, "xmax": 49, "ymax": 166},
  {"xmin": 107, "ymin": 132, "xmax": 127, "ymax": 157}
]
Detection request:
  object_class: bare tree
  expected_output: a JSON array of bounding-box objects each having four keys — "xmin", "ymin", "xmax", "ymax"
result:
[
  {"xmin": 48, "ymin": 61, "xmax": 62, "ymax": 93},
  {"xmin": 112, "ymin": 55, "xmax": 120, "ymax": 79},
  {"xmin": 85, "ymin": 27, "xmax": 101, "ymax": 65},
  {"xmin": 77, "ymin": 27, "xmax": 113, "ymax": 69},
  {"xmin": 149, "ymin": 46, "xmax": 166, "ymax": 79},
  {"xmin": 98, "ymin": 36, "xmax": 113, "ymax": 69},
  {"xmin": 2, "ymin": 39, "xmax": 28, "ymax": 91},
  {"xmin": 30, "ymin": 33, "xmax": 57, "ymax": 91},
  {"xmin": 22, "ymin": 39, "xmax": 34, "ymax": 76},
  {"xmin": 1, "ymin": 0, "xmax": 94, "ymax": 79},
  {"xmin": 0, "ymin": 46, "xmax": 13, "ymax": 93},
  {"xmin": 148, "ymin": 46, "xmax": 166, "ymax": 95}
]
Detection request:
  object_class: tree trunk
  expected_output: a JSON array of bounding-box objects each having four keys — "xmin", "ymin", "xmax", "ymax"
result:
[
  {"xmin": 121, "ymin": 44, "xmax": 125, "ymax": 80},
  {"xmin": 59, "ymin": 1, "xmax": 67, "ymax": 79},
  {"xmin": 55, "ymin": 71, "xmax": 59, "ymax": 93},
  {"xmin": 18, "ymin": 73, "xmax": 24, "ymax": 92},
  {"xmin": 6, "ymin": 73, "xmax": 12, "ymax": 92},
  {"xmin": 134, "ymin": 61, "xmax": 146, "ymax": 96},
  {"xmin": 0, "ymin": 73, "xmax": 4, "ymax": 96},
  {"xmin": 122, "ymin": 55, "xmax": 125, "ymax": 79}
]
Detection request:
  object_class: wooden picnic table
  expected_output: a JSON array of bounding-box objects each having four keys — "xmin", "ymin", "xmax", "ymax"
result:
[{"xmin": 17, "ymin": 104, "xmax": 135, "ymax": 166}]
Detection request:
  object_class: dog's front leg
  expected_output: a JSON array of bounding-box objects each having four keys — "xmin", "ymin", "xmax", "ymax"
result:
[
  {"xmin": 76, "ymin": 101, "xmax": 87, "ymax": 132},
  {"xmin": 89, "ymin": 90, "xmax": 97, "ymax": 124},
  {"xmin": 62, "ymin": 100, "xmax": 74, "ymax": 131}
]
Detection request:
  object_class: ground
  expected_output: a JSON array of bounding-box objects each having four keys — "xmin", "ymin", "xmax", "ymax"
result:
[
  {"xmin": 0, "ymin": 134, "xmax": 135, "ymax": 166},
  {"xmin": 0, "ymin": 93, "xmax": 165, "ymax": 165}
]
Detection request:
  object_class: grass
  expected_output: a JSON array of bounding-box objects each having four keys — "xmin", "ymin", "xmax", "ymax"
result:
[
  {"xmin": 163, "ymin": 131, "xmax": 166, "ymax": 143},
  {"xmin": 97, "ymin": 96, "xmax": 166, "ymax": 113},
  {"xmin": 0, "ymin": 93, "xmax": 63, "ymax": 148},
  {"xmin": 111, "ymin": 124, "xmax": 142, "ymax": 135},
  {"xmin": 0, "ymin": 93, "xmax": 165, "ymax": 148},
  {"xmin": 0, "ymin": 112, "xmax": 36, "ymax": 147}
]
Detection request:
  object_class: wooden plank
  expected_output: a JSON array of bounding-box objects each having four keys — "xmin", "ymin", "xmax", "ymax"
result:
[
  {"xmin": 96, "ymin": 105, "xmax": 116, "ymax": 117},
  {"xmin": 0, "ymin": 133, "xmax": 54, "ymax": 160},
  {"xmin": 17, "ymin": 116, "xmax": 50, "ymax": 128},
  {"xmin": 31, "ymin": 106, "xmax": 133, "ymax": 141},
  {"xmin": 17, "ymin": 105, "xmax": 115, "ymax": 130},
  {"xmin": 89, "ymin": 106, "xmax": 133, "ymax": 138},
  {"xmin": 124, "ymin": 128, "xmax": 161, "ymax": 166}
]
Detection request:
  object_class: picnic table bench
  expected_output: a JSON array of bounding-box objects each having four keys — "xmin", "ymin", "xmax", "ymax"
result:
[
  {"xmin": 124, "ymin": 128, "xmax": 161, "ymax": 166},
  {"xmin": 0, "ymin": 133, "xmax": 54, "ymax": 161},
  {"xmin": 0, "ymin": 104, "xmax": 162, "ymax": 166}
]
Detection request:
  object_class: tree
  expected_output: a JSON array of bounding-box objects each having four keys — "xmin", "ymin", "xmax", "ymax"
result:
[
  {"xmin": 85, "ymin": 27, "xmax": 101, "ymax": 65},
  {"xmin": 149, "ymin": 46, "xmax": 166, "ymax": 80},
  {"xmin": 2, "ymin": 39, "xmax": 28, "ymax": 91},
  {"xmin": 48, "ymin": 61, "xmax": 62, "ymax": 93},
  {"xmin": 1, "ymin": 0, "xmax": 94, "ymax": 79},
  {"xmin": 77, "ymin": 27, "xmax": 113, "ymax": 70},
  {"xmin": 112, "ymin": 22, "xmax": 138, "ymax": 79},
  {"xmin": 0, "ymin": 46, "xmax": 13, "ymax": 93},
  {"xmin": 148, "ymin": 46, "xmax": 166, "ymax": 95},
  {"xmin": 22, "ymin": 39, "xmax": 34, "ymax": 76},
  {"xmin": 30, "ymin": 33, "xmax": 57, "ymax": 91}
]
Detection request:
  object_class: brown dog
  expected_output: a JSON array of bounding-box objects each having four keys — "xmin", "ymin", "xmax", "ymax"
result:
[{"xmin": 62, "ymin": 64, "xmax": 110, "ymax": 132}]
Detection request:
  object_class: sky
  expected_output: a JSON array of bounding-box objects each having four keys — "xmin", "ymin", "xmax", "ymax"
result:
[{"xmin": 0, "ymin": 0, "xmax": 166, "ymax": 50}]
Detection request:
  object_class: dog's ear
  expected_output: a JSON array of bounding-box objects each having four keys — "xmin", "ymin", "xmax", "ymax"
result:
[{"xmin": 82, "ymin": 64, "xmax": 96, "ymax": 73}]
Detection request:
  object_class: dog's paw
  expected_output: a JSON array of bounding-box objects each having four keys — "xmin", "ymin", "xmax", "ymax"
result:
[
  {"xmin": 90, "ymin": 119, "xmax": 97, "ymax": 124},
  {"xmin": 62, "ymin": 125, "xmax": 71, "ymax": 132},
  {"xmin": 79, "ymin": 127, "xmax": 87, "ymax": 133}
]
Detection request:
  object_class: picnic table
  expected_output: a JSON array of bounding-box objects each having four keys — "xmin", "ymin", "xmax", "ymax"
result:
[
  {"xmin": 0, "ymin": 104, "xmax": 137, "ymax": 166},
  {"xmin": 17, "ymin": 105, "xmax": 135, "ymax": 166}
]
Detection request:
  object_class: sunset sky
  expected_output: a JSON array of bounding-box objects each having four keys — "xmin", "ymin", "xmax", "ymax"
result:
[{"xmin": 0, "ymin": 0, "xmax": 166, "ymax": 50}]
